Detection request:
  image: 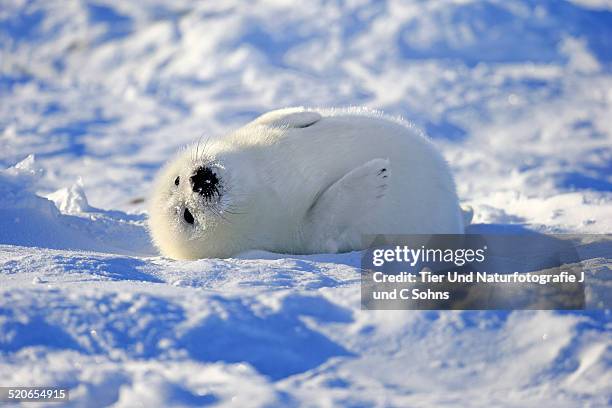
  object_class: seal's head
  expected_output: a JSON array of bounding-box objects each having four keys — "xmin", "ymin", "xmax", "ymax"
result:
[{"xmin": 148, "ymin": 144, "xmax": 245, "ymax": 259}]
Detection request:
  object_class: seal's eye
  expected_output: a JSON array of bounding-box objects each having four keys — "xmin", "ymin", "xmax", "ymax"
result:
[
  {"xmin": 190, "ymin": 166, "xmax": 220, "ymax": 201},
  {"xmin": 174, "ymin": 176, "xmax": 180, "ymax": 186}
]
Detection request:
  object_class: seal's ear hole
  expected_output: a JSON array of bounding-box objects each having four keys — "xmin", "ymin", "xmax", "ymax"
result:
[{"xmin": 174, "ymin": 176, "xmax": 180, "ymax": 186}]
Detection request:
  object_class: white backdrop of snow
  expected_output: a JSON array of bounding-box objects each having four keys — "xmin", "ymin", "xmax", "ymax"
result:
[{"xmin": 1, "ymin": 0, "xmax": 611, "ymax": 407}]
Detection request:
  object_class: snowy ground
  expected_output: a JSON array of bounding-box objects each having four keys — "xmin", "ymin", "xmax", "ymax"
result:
[{"xmin": 1, "ymin": 0, "xmax": 611, "ymax": 406}]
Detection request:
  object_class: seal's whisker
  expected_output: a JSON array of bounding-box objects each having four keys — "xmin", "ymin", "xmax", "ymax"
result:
[
  {"xmin": 194, "ymin": 138, "xmax": 201, "ymax": 164},
  {"xmin": 199, "ymin": 134, "xmax": 213, "ymax": 162},
  {"xmin": 222, "ymin": 204, "xmax": 246, "ymax": 216},
  {"xmin": 209, "ymin": 204, "xmax": 232, "ymax": 224}
]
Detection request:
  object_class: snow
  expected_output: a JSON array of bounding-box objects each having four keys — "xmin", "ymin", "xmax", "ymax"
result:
[{"xmin": 1, "ymin": 0, "xmax": 611, "ymax": 406}]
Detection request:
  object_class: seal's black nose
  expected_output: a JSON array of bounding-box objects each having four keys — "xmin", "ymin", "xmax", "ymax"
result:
[
  {"xmin": 190, "ymin": 167, "xmax": 220, "ymax": 201},
  {"xmin": 183, "ymin": 208, "xmax": 194, "ymax": 224}
]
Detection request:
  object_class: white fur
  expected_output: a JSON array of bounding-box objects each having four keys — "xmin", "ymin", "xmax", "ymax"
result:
[{"xmin": 148, "ymin": 107, "xmax": 465, "ymax": 259}]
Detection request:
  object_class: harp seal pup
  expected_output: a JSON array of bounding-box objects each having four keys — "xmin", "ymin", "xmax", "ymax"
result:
[{"xmin": 148, "ymin": 107, "xmax": 467, "ymax": 259}]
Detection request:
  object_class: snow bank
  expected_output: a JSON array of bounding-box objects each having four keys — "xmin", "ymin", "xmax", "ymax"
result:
[
  {"xmin": 0, "ymin": 156, "xmax": 153, "ymax": 255},
  {"xmin": 1, "ymin": 244, "xmax": 610, "ymax": 406}
]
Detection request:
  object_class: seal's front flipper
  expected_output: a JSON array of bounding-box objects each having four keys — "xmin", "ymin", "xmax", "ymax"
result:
[
  {"xmin": 303, "ymin": 158, "xmax": 390, "ymax": 253},
  {"xmin": 252, "ymin": 108, "xmax": 322, "ymax": 128}
]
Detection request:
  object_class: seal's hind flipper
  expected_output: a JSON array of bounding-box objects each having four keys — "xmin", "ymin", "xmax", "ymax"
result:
[
  {"xmin": 252, "ymin": 108, "xmax": 322, "ymax": 128},
  {"xmin": 303, "ymin": 158, "xmax": 390, "ymax": 253}
]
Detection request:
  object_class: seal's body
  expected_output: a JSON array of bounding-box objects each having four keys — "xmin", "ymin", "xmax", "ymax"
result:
[{"xmin": 148, "ymin": 107, "xmax": 465, "ymax": 259}]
